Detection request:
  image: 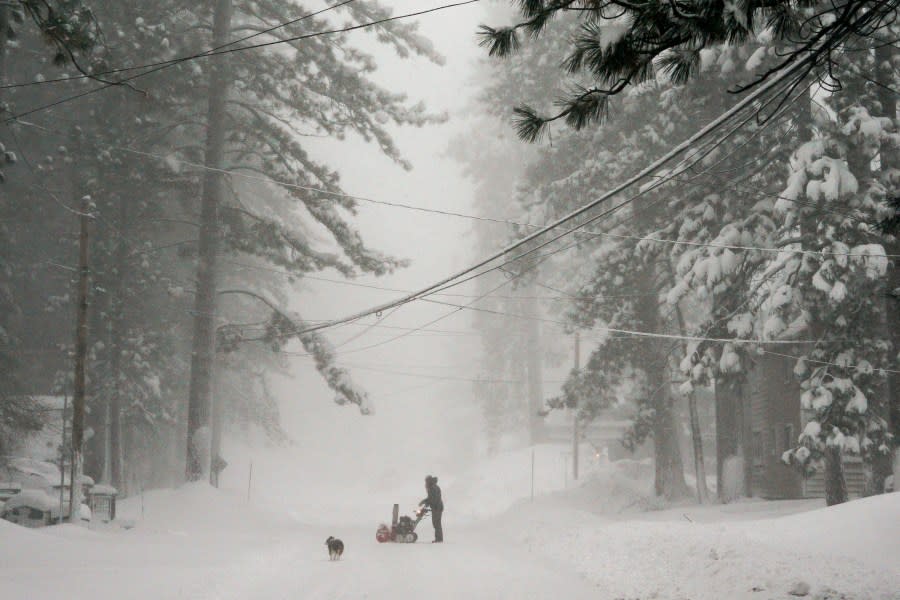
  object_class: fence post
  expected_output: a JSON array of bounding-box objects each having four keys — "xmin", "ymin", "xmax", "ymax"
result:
[
  {"xmin": 530, "ymin": 448, "xmax": 535, "ymax": 501},
  {"xmin": 247, "ymin": 461, "xmax": 253, "ymax": 503}
]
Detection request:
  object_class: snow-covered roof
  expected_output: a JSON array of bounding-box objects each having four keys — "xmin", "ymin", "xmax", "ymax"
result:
[{"xmin": 51, "ymin": 473, "xmax": 95, "ymax": 487}]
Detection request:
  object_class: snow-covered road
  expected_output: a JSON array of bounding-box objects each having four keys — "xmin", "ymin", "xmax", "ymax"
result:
[
  {"xmin": 219, "ymin": 524, "xmax": 599, "ymax": 600},
  {"xmin": 1, "ymin": 487, "xmax": 600, "ymax": 600},
  {"xmin": 3, "ymin": 457, "xmax": 899, "ymax": 600}
]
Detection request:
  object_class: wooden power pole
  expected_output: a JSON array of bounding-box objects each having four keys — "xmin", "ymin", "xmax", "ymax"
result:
[
  {"xmin": 572, "ymin": 332, "xmax": 580, "ymax": 481},
  {"xmin": 70, "ymin": 194, "xmax": 91, "ymax": 521}
]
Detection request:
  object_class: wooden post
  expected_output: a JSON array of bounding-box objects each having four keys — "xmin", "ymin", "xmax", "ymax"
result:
[
  {"xmin": 530, "ymin": 448, "xmax": 535, "ymax": 501},
  {"xmin": 525, "ymin": 282, "xmax": 544, "ymax": 444},
  {"xmin": 572, "ymin": 332, "xmax": 580, "ymax": 481},
  {"xmin": 70, "ymin": 193, "xmax": 90, "ymax": 522},
  {"xmin": 247, "ymin": 461, "xmax": 253, "ymax": 503}
]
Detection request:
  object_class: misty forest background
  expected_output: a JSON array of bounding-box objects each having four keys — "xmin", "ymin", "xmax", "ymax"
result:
[{"xmin": 1, "ymin": 0, "xmax": 898, "ymax": 507}]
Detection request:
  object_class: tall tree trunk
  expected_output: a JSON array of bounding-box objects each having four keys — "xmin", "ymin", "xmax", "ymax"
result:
[
  {"xmin": 70, "ymin": 193, "xmax": 90, "ymax": 520},
  {"xmin": 524, "ymin": 283, "xmax": 544, "ymax": 445},
  {"xmin": 673, "ymin": 301, "xmax": 708, "ymax": 503},
  {"xmin": 210, "ymin": 368, "xmax": 223, "ymax": 487},
  {"xmin": 715, "ymin": 379, "xmax": 746, "ymax": 501},
  {"xmin": 876, "ymin": 43, "xmax": 899, "ymax": 494},
  {"xmin": 650, "ymin": 382, "xmax": 690, "ymax": 499},
  {"xmin": 108, "ymin": 193, "xmax": 127, "ymax": 491},
  {"xmin": 186, "ymin": 0, "xmax": 233, "ymax": 481},
  {"xmin": 638, "ymin": 268, "xmax": 689, "ymax": 499},
  {"xmin": 636, "ymin": 268, "xmax": 690, "ymax": 500},
  {"xmin": 824, "ymin": 445, "xmax": 848, "ymax": 506},
  {"xmin": 0, "ymin": 5, "xmax": 8, "ymax": 83},
  {"xmin": 687, "ymin": 391, "xmax": 710, "ymax": 503}
]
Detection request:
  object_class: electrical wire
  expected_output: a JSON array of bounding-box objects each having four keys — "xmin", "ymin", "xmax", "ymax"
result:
[
  {"xmin": 15, "ymin": 114, "xmax": 883, "ymax": 274},
  {"xmin": 286, "ymin": 61, "xmax": 812, "ymax": 336},
  {"xmin": 0, "ymin": 0, "xmax": 359, "ymax": 90},
  {"xmin": 1, "ymin": 0, "xmax": 481, "ymax": 123},
  {"xmin": 419, "ymin": 297, "xmax": 829, "ymax": 346}
]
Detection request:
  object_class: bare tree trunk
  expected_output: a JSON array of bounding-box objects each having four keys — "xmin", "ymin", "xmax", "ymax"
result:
[
  {"xmin": 186, "ymin": 0, "xmax": 233, "ymax": 482},
  {"xmin": 824, "ymin": 445, "xmax": 848, "ymax": 506}
]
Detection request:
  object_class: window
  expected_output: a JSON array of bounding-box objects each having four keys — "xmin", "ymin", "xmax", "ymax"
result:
[
  {"xmin": 783, "ymin": 424, "xmax": 795, "ymax": 452},
  {"xmin": 770, "ymin": 427, "xmax": 778, "ymax": 456},
  {"xmin": 752, "ymin": 431, "xmax": 763, "ymax": 465}
]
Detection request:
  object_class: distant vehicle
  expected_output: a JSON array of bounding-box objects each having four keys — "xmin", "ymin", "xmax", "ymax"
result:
[
  {"xmin": 2, "ymin": 489, "xmax": 59, "ymax": 527},
  {"xmin": 0, "ymin": 481, "xmax": 23, "ymax": 513},
  {"xmin": 1, "ymin": 489, "xmax": 92, "ymax": 527}
]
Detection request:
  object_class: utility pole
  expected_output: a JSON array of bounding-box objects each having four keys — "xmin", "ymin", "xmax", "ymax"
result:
[
  {"xmin": 70, "ymin": 193, "xmax": 91, "ymax": 521},
  {"xmin": 525, "ymin": 280, "xmax": 544, "ymax": 445},
  {"xmin": 572, "ymin": 332, "xmax": 580, "ymax": 481}
]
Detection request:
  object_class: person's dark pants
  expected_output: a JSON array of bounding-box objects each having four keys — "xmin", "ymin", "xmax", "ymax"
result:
[{"xmin": 431, "ymin": 509, "xmax": 443, "ymax": 542}]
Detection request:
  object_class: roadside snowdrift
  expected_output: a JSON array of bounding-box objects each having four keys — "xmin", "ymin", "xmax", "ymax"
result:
[
  {"xmin": 496, "ymin": 483, "xmax": 900, "ymax": 599},
  {"xmin": 444, "ymin": 443, "xmax": 649, "ymax": 520},
  {"xmin": 0, "ymin": 483, "xmax": 319, "ymax": 600}
]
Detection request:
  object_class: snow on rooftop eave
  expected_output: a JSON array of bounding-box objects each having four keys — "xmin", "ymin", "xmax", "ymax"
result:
[{"xmin": 90, "ymin": 483, "xmax": 118, "ymax": 496}]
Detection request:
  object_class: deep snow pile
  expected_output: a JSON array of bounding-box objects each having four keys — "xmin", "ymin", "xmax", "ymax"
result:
[
  {"xmin": 0, "ymin": 483, "xmax": 318, "ymax": 600},
  {"xmin": 495, "ymin": 485, "xmax": 900, "ymax": 599},
  {"xmin": 444, "ymin": 443, "xmax": 631, "ymax": 520}
]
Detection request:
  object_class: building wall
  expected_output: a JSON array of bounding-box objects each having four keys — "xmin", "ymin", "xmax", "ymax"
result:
[
  {"xmin": 745, "ymin": 353, "xmax": 804, "ymax": 499},
  {"xmin": 744, "ymin": 353, "xmax": 867, "ymax": 499}
]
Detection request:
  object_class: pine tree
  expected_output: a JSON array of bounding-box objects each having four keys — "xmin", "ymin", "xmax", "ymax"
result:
[{"xmin": 481, "ymin": 1, "xmax": 898, "ymax": 144}]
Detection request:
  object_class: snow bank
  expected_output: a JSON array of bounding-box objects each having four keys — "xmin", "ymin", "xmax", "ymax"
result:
[
  {"xmin": 444, "ymin": 444, "xmax": 602, "ymax": 520},
  {"xmin": 0, "ymin": 482, "xmax": 321, "ymax": 600},
  {"xmin": 742, "ymin": 492, "xmax": 900, "ymax": 569},
  {"xmin": 495, "ymin": 485, "xmax": 900, "ymax": 600},
  {"xmin": 445, "ymin": 446, "xmax": 657, "ymax": 521}
]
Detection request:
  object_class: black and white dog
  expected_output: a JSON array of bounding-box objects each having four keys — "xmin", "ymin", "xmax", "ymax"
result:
[{"xmin": 326, "ymin": 536, "xmax": 344, "ymax": 561}]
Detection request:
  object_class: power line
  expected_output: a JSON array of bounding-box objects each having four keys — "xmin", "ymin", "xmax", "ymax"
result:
[
  {"xmin": 285, "ymin": 360, "xmax": 570, "ymax": 385},
  {"xmin": 222, "ymin": 259, "xmax": 655, "ymax": 301},
  {"xmin": 0, "ymin": 0, "xmax": 359, "ymax": 90},
  {"xmin": 17, "ymin": 118, "xmax": 881, "ymax": 265},
  {"xmin": 276, "ymin": 228, "xmax": 581, "ymax": 357},
  {"xmin": 219, "ymin": 54, "xmax": 831, "ymax": 340},
  {"xmin": 1, "ymin": 0, "xmax": 481, "ymax": 123},
  {"xmin": 420, "ymin": 297, "xmax": 830, "ymax": 346},
  {"xmin": 759, "ymin": 349, "xmax": 900, "ymax": 376}
]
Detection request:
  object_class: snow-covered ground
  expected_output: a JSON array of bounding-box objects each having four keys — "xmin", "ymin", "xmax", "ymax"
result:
[{"xmin": 2, "ymin": 447, "xmax": 898, "ymax": 600}]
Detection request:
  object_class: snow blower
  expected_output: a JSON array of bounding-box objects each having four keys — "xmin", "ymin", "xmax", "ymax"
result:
[{"xmin": 376, "ymin": 503, "xmax": 430, "ymax": 543}]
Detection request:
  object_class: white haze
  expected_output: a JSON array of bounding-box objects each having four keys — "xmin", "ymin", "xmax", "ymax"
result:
[{"xmin": 220, "ymin": 2, "xmax": 500, "ymax": 508}]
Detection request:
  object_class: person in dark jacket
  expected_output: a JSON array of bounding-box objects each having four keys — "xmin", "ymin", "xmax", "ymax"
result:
[{"xmin": 419, "ymin": 475, "xmax": 443, "ymax": 542}]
